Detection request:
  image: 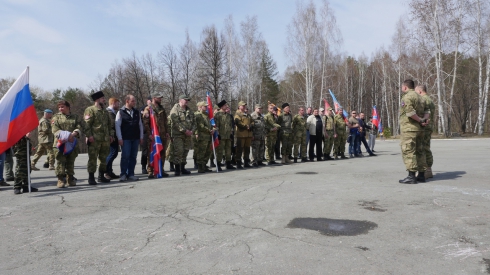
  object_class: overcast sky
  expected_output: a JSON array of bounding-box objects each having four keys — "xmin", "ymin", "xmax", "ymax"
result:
[{"xmin": 0, "ymin": 0, "xmax": 406, "ymax": 91}]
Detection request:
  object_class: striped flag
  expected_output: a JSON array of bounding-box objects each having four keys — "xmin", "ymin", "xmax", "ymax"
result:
[
  {"xmin": 149, "ymin": 107, "xmax": 164, "ymax": 178},
  {"xmin": 0, "ymin": 68, "xmax": 39, "ymax": 154},
  {"xmin": 372, "ymin": 105, "xmax": 379, "ymax": 128},
  {"xmin": 328, "ymin": 89, "xmax": 349, "ymax": 123},
  {"xmin": 206, "ymin": 92, "xmax": 219, "ymax": 149}
]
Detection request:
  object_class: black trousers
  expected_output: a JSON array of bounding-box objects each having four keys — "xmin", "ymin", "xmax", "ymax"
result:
[{"xmin": 309, "ymin": 134, "xmax": 323, "ymax": 161}]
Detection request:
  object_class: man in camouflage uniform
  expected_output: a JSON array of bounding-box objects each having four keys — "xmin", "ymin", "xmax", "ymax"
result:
[
  {"xmin": 84, "ymin": 91, "xmax": 113, "ymax": 185},
  {"xmin": 31, "ymin": 109, "xmax": 55, "ymax": 171},
  {"xmin": 278, "ymin": 103, "xmax": 293, "ymax": 164},
  {"xmin": 251, "ymin": 104, "xmax": 266, "ymax": 167},
  {"xmin": 399, "ymin": 80, "xmax": 430, "ymax": 184},
  {"xmin": 4, "ymin": 148, "xmax": 15, "ymax": 181},
  {"xmin": 53, "ymin": 100, "xmax": 84, "ymax": 188},
  {"xmin": 333, "ymin": 107, "xmax": 348, "ymax": 159},
  {"xmin": 234, "ymin": 101, "xmax": 253, "ymax": 169},
  {"xmin": 416, "ymin": 84, "xmax": 435, "ymax": 179},
  {"xmin": 13, "ymin": 133, "xmax": 38, "ymax": 194},
  {"xmin": 169, "ymin": 95, "xmax": 195, "ymax": 176},
  {"xmin": 215, "ymin": 100, "xmax": 235, "ymax": 171},
  {"xmin": 323, "ymin": 107, "xmax": 336, "ymax": 160},
  {"xmin": 264, "ymin": 104, "xmax": 281, "ymax": 165},
  {"xmin": 143, "ymin": 92, "xmax": 169, "ymax": 178},
  {"xmin": 194, "ymin": 101, "xmax": 214, "ymax": 173},
  {"xmin": 292, "ymin": 107, "xmax": 307, "ymax": 163}
]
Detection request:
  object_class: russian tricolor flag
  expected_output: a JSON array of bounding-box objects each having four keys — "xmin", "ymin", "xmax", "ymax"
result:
[
  {"xmin": 206, "ymin": 92, "xmax": 219, "ymax": 149},
  {"xmin": 0, "ymin": 68, "xmax": 39, "ymax": 155}
]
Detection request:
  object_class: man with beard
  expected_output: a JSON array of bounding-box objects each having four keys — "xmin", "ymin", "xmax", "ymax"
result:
[
  {"xmin": 215, "ymin": 100, "xmax": 235, "ymax": 170},
  {"xmin": 169, "ymin": 95, "xmax": 195, "ymax": 176},
  {"xmin": 250, "ymin": 104, "xmax": 266, "ymax": 167},
  {"xmin": 84, "ymin": 91, "xmax": 113, "ymax": 185},
  {"xmin": 143, "ymin": 92, "xmax": 170, "ymax": 178}
]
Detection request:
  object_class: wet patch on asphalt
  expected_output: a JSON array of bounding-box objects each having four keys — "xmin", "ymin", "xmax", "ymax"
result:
[
  {"xmin": 359, "ymin": 200, "xmax": 387, "ymax": 212},
  {"xmin": 287, "ymin": 218, "xmax": 377, "ymax": 236}
]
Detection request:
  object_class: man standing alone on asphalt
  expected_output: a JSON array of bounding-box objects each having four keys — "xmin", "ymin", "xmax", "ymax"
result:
[
  {"xmin": 116, "ymin": 94, "xmax": 143, "ymax": 181},
  {"xmin": 84, "ymin": 91, "xmax": 113, "ymax": 185}
]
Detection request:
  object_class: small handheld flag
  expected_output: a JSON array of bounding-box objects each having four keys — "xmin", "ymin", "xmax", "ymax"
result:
[
  {"xmin": 149, "ymin": 107, "xmax": 164, "ymax": 178},
  {"xmin": 206, "ymin": 92, "xmax": 219, "ymax": 149}
]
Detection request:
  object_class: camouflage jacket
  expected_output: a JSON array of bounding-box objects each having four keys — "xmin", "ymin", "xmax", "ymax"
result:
[
  {"xmin": 234, "ymin": 110, "xmax": 253, "ymax": 138},
  {"xmin": 52, "ymin": 112, "xmax": 84, "ymax": 148},
  {"xmin": 14, "ymin": 136, "xmax": 31, "ymax": 158},
  {"xmin": 37, "ymin": 117, "xmax": 53, "ymax": 144},
  {"xmin": 422, "ymin": 94, "xmax": 435, "ymax": 131},
  {"xmin": 106, "ymin": 107, "xmax": 118, "ymax": 140},
  {"xmin": 143, "ymin": 103, "xmax": 168, "ymax": 138},
  {"xmin": 169, "ymin": 103, "xmax": 195, "ymax": 137},
  {"xmin": 215, "ymin": 109, "xmax": 233, "ymax": 139},
  {"xmin": 324, "ymin": 114, "xmax": 336, "ymax": 132},
  {"xmin": 292, "ymin": 114, "xmax": 307, "ymax": 137},
  {"xmin": 84, "ymin": 105, "xmax": 113, "ymax": 142},
  {"xmin": 251, "ymin": 111, "xmax": 266, "ymax": 139},
  {"xmin": 399, "ymin": 89, "xmax": 428, "ymax": 132},
  {"xmin": 194, "ymin": 111, "xmax": 212, "ymax": 141},
  {"xmin": 264, "ymin": 112, "xmax": 280, "ymax": 137},
  {"xmin": 278, "ymin": 112, "xmax": 293, "ymax": 134},
  {"xmin": 334, "ymin": 114, "xmax": 347, "ymax": 133}
]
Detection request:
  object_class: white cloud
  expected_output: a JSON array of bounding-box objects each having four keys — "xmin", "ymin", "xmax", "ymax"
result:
[{"xmin": 12, "ymin": 17, "xmax": 64, "ymax": 44}]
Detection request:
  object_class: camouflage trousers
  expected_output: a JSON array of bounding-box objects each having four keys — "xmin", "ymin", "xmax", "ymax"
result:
[
  {"xmin": 195, "ymin": 137, "xmax": 211, "ymax": 165},
  {"xmin": 87, "ymin": 141, "xmax": 110, "ymax": 173},
  {"xmin": 265, "ymin": 134, "xmax": 277, "ymax": 162},
  {"xmin": 281, "ymin": 133, "xmax": 293, "ymax": 156},
  {"xmin": 166, "ymin": 139, "xmax": 173, "ymax": 162},
  {"xmin": 323, "ymin": 130, "xmax": 334, "ymax": 155},
  {"xmin": 55, "ymin": 147, "xmax": 79, "ymax": 177},
  {"xmin": 14, "ymin": 145, "xmax": 30, "ymax": 189},
  {"xmin": 423, "ymin": 129, "xmax": 433, "ymax": 167},
  {"xmin": 216, "ymin": 139, "xmax": 232, "ymax": 162},
  {"xmin": 32, "ymin": 143, "xmax": 55, "ymax": 166},
  {"xmin": 400, "ymin": 131, "xmax": 426, "ymax": 172},
  {"xmin": 147, "ymin": 139, "xmax": 167, "ymax": 173},
  {"xmin": 172, "ymin": 136, "xmax": 191, "ymax": 165},
  {"xmin": 251, "ymin": 138, "xmax": 265, "ymax": 163},
  {"xmin": 333, "ymin": 131, "xmax": 347, "ymax": 156},
  {"xmin": 235, "ymin": 137, "xmax": 252, "ymax": 162},
  {"xmin": 293, "ymin": 133, "xmax": 307, "ymax": 158},
  {"xmin": 4, "ymin": 148, "xmax": 14, "ymax": 178}
]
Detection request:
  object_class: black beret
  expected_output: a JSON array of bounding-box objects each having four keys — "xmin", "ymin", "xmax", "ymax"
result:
[
  {"xmin": 281, "ymin": 103, "xmax": 289, "ymax": 109},
  {"xmin": 91, "ymin": 91, "xmax": 105, "ymax": 101},
  {"xmin": 217, "ymin": 100, "xmax": 227, "ymax": 108}
]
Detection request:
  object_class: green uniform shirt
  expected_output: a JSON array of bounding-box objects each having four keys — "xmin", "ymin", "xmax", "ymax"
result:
[
  {"xmin": 194, "ymin": 111, "xmax": 212, "ymax": 140},
  {"xmin": 169, "ymin": 103, "xmax": 195, "ymax": 137},
  {"xmin": 324, "ymin": 114, "xmax": 335, "ymax": 131},
  {"xmin": 264, "ymin": 112, "xmax": 280, "ymax": 137},
  {"xmin": 215, "ymin": 109, "xmax": 233, "ymax": 139},
  {"xmin": 84, "ymin": 105, "xmax": 113, "ymax": 142},
  {"xmin": 278, "ymin": 112, "xmax": 293, "ymax": 134},
  {"xmin": 251, "ymin": 111, "xmax": 266, "ymax": 139},
  {"xmin": 292, "ymin": 114, "xmax": 307, "ymax": 137},
  {"xmin": 37, "ymin": 117, "xmax": 54, "ymax": 144},
  {"xmin": 234, "ymin": 110, "xmax": 252, "ymax": 138},
  {"xmin": 399, "ymin": 89, "xmax": 428, "ymax": 132},
  {"xmin": 334, "ymin": 114, "xmax": 347, "ymax": 133},
  {"xmin": 52, "ymin": 113, "xmax": 84, "ymax": 148},
  {"xmin": 422, "ymin": 94, "xmax": 435, "ymax": 130},
  {"xmin": 143, "ymin": 103, "xmax": 168, "ymax": 137}
]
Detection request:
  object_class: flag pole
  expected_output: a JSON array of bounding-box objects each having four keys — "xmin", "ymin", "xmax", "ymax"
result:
[
  {"xmin": 211, "ymin": 134, "xmax": 218, "ymax": 173},
  {"xmin": 26, "ymin": 66, "xmax": 32, "ymax": 193}
]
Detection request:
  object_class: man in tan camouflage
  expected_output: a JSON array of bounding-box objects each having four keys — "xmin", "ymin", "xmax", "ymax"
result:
[
  {"xmin": 278, "ymin": 103, "xmax": 293, "ymax": 164},
  {"xmin": 292, "ymin": 107, "xmax": 307, "ymax": 163},
  {"xmin": 323, "ymin": 107, "xmax": 336, "ymax": 160},
  {"xmin": 251, "ymin": 104, "xmax": 266, "ymax": 167},
  {"xmin": 169, "ymin": 95, "xmax": 195, "ymax": 176},
  {"xmin": 264, "ymin": 104, "xmax": 281, "ymax": 165},
  {"xmin": 31, "ymin": 109, "xmax": 55, "ymax": 171},
  {"xmin": 215, "ymin": 100, "xmax": 235, "ymax": 171},
  {"xmin": 194, "ymin": 101, "xmax": 214, "ymax": 173},
  {"xmin": 234, "ymin": 101, "xmax": 253, "ymax": 169},
  {"xmin": 399, "ymin": 80, "xmax": 430, "ymax": 184},
  {"xmin": 415, "ymin": 84, "xmax": 435, "ymax": 179}
]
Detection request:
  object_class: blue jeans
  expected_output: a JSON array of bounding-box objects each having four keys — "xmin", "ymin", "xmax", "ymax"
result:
[
  {"xmin": 106, "ymin": 142, "xmax": 119, "ymax": 174},
  {"xmin": 0, "ymin": 152, "xmax": 5, "ymax": 181},
  {"xmin": 359, "ymin": 135, "xmax": 373, "ymax": 155},
  {"xmin": 348, "ymin": 132, "xmax": 360, "ymax": 155},
  {"xmin": 120, "ymin": 140, "xmax": 139, "ymax": 177}
]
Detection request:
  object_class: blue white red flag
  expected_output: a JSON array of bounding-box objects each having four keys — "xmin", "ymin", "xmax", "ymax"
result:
[
  {"xmin": 206, "ymin": 92, "xmax": 219, "ymax": 149},
  {"xmin": 323, "ymin": 98, "xmax": 331, "ymax": 111},
  {"xmin": 149, "ymin": 107, "xmax": 164, "ymax": 178},
  {"xmin": 0, "ymin": 68, "xmax": 39, "ymax": 155},
  {"xmin": 328, "ymin": 89, "xmax": 349, "ymax": 123},
  {"xmin": 372, "ymin": 105, "xmax": 379, "ymax": 128}
]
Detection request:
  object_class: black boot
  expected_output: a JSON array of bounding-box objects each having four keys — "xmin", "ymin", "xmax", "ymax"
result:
[
  {"xmin": 236, "ymin": 161, "xmax": 244, "ymax": 169},
  {"xmin": 244, "ymin": 160, "xmax": 252, "ymax": 168},
  {"xmin": 294, "ymin": 157, "xmax": 297, "ymax": 163},
  {"xmin": 142, "ymin": 166, "xmax": 148, "ymax": 174},
  {"xmin": 198, "ymin": 164, "xmax": 205, "ymax": 173},
  {"xmin": 217, "ymin": 162, "xmax": 223, "ymax": 171},
  {"xmin": 193, "ymin": 158, "xmax": 198, "ymax": 169},
  {"xmin": 225, "ymin": 161, "xmax": 235, "ymax": 170},
  {"xmin": 399, "ymin": 171, "xmax": 417, "ymax": 184},
  {"xmin": 98, "ymin": 171, "xmax": 110, "ymax": 183},
  {"xmin": 416, "ymin": 172, "xmax": 426, "ymax": 182},
  {"xmin": 258, "ymin": 161, "xmax": 266, "ymax": 166},
  {"xmin": 340, "ymin": 153, "xmax": 348, "ymax": 159},
  {"xmin": 326, "ymin": 155, "xmax": 333, "ymax": 160},
  {"xmin": 252, "ymin": 161, "xmax": 259, "ymax": 167},
  {"xmin": 43, "ymin": 163, "xmax": 49, "ymax": 168},
  {"xmin": 210, "ymin": 160, "xmax": 216, "ymax": 168},
  {"xmin": 88, "ymin": 173, "xmax": 97, "ymax": 185},
  {"xmin": 169, "ymin": 162, "xmax": 175, "ymax": 172},
  {"xmin": 204, "ymin": 165, "xmax": 212, "ymax": 172},
  {"xmin": 181, "ymin": 163, "xmax": 191, "ymax": 174},
  {"xmin": 174, "ymin": 164, "xmax": 181, "ymax": 176},
  {"xmin": 301, "ymin": 157, "xmax": 308, "ymax": 162}
]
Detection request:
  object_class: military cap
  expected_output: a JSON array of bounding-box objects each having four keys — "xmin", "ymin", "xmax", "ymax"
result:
[
  {"xmin": 152, "ymin": 92, "xmax": 164, "ymax": 98},
  {"xmin": 197, "ymin": 101, "xmax": 208, "ymax": 107},
  {"xmin": 44, "ymin": 109, "xmax": 53, "ymax": 113},
  {"xmin": 327, "ymin": 107, "xmax": 333, "ymax": 111},
  {"xmin": 281, "ymin": 103, "xmax": 289, "ymax": 109},
  {"xmin": 91, "ymin": 91, "xmax": 105, "ymax": 101},
  {"xmin": 179, "ymin": 94, "xmax": 191, "ymax": 101},
  {"xmin": 255, "ymin": 104, "xmax": 262, "ymax": 109},
  {"xmin": 238, "ymin": 101, "xmax": 247, "ymax": 106},
  {"xmin": 319, "ymin": 107, "xmax": 325, "ymax": 112},
  {"xmin": 217, "ymin": 100, "xmax": 227, "ymax": 108}
]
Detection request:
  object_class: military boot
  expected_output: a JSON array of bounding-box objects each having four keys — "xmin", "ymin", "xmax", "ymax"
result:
[
  {"xmin": 98, "ymin": 171, "xmax": 111, "ymax": 183},
  {"xmin": 252, "ymin": 161, "xmax": 259, "ymax": 167},
  {"xmin": 416, "ymin": 172, "xmax": 426, "ymax": 183},
  {"xmin": 57, "ymin": 176, "xmax": 65, "ymax": 188},
  {"xmin": 43, "ymin": 162, "xmax": 49, "ymax": 168},
  {"xmin": 285, "ymin": 155, "xmax": 293, "ymax": 164},
  {"xmin": 48, "ymin": 164, "xmax": 55, "ymax": 170},
  {"xmin": 198, "ymin": 164, "xmax": 205, "ymax": 173},
  {"xmin": 226, "ymin": 161, "xmax": 236, "ymax": 170},
  {"xmin": 217, "ymin": 162, "xmax": 223, "ymax": 171},
  {"xmin": 88, "ymin": 173, "xmax": 97, "ymax": 185},
  {"xmin": 181, "ymin": 164, "xmax": 191, "ymax": 174},
  {"xmin": 174, "ymin": 164, "xmax": 181, "ymax": 176},
  {"xmin": 141, "ymin": 166, "xmax": 148, "ymax": 174},
  {"xmin": 204, "ymin": 165, "xmax": 212, "ymax": 172},
  {"xmin": 66, "ymin": 175, "xmax": 77, "ymax": 187},
  {"xmin": 30, "ymin": 162, "xmax": 40, "ymax": 171},
  {"xmin": 426, "ymin": 167, "xmax": 433, "ymax": 179},
  {"xmin": 210, "ymin": 160, "xmax": 216, "ymax": 168},
  {"xmin": 301, "ymin": 157, "xmax": 308, "ymax": 162},
  {"xmin": 236, "ymin": 161, "xmax": 244, "ymax": 169},
  {"xmin": 169, "ymin": 162, "xmax": 175, "ymax": 172},
  {"xmin": 294, "ymin": 157, "xmax": 298, "ymax": 163},
  {"xmin": 399, "ymin": 171, "xmax": 417, "ymax": 184},
  {"xmin": 340, "ymin": 153, "xmax": 348, "ymax": 159},
  {"xmin": 193, "ymin": 158, "xmax": 198, "ymax": 169},
  {"xmin": 244, "ymin": 160, "xmax": 252, "ymax": 168},
  {"xmin": 281, "ymin": 155, "xmax": 290, "ymax": 165}
]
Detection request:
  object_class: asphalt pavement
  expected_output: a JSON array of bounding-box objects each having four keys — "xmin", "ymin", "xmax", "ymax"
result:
[{"xmin": 1, "ymin": 138, "xmax": 489, "ymax": 274}]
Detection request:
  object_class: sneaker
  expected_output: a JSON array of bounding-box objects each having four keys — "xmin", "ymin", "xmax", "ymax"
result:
[
  {"xmin": 104, "ymin": 173, "xmax": 112, "ymax": 180},
  {"xmin": 120, "ymin": 174, "xmax": 128, "ymax": 182},
  {"xmin": 128, "ymin": 175, "xmax": 139, "ymax": 181}
]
